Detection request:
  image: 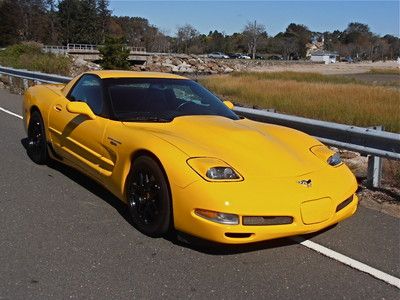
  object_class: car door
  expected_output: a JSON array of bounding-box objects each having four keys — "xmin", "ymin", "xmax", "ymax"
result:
[{"xmin": 48, "ymin": 74, "xmax": 114, "ymax": 180}]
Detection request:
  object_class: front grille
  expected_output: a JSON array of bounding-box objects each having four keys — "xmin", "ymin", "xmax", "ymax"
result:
[
  {"xmin": 242, "ymin": 216, "xmax": 293, "ymax": 226},
  {"xmin": 336, "ymin": 195, "xmax": 353, "ymax": 212}
]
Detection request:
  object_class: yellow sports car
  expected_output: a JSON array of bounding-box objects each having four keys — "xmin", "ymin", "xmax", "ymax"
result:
[{"xmin": 23, "ymin": 71, "xmax": 358, "ymax": 244}]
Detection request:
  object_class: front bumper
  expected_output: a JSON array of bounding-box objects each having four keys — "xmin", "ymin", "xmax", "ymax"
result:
[{"xmin": 172, "ymin": 164, "xmax": 358, "ymax": 244}]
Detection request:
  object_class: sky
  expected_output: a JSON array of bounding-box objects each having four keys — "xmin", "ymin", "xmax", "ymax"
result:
[{"xmin": 108, "ymin": 0, "xmax": 400, "ymax": 37}]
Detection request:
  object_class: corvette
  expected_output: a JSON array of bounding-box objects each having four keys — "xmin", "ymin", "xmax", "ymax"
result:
[{"xmin": 23, "ymin": 70, "xmax": 358, "ymax": 244}]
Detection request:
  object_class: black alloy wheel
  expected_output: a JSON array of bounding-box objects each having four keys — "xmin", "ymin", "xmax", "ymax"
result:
[
  {"xmin": 126, "ymin": 155, "xmax": 172, "ymax": 237},
  {"xmin": 27, "ymin": 111, "xmax": 49, "ymax": 165}
]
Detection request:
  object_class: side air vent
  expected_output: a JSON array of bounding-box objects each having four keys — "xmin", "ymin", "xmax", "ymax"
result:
[{"xmin": 336, "ymin": 195, "xmax": 353, "ymax": 212}]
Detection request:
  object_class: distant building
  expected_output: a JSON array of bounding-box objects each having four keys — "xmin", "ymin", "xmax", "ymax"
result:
[{"xmin": 310, "ymin": 50, "xmax": 339, "ymax": 64}]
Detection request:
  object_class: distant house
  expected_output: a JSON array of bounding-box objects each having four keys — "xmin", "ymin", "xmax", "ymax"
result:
[{"xmin": 310, "ymin": 50, "xmax": 339, "ymax": 64}]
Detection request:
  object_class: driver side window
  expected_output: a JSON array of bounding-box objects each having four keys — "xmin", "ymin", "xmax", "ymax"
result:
[{"xmin": 69, "ymin": 75, "xmax": 104, "ymax": 115}]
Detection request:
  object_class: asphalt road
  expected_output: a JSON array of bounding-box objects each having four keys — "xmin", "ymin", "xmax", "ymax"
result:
[{"xmin": 0, "ymin": 88, "xmax": 399, "ymax": 299}]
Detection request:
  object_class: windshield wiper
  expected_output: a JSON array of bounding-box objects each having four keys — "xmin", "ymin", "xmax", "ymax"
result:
[{"xmin": 121, "ymin": 116, "xmax": 172, "ymax": 122}]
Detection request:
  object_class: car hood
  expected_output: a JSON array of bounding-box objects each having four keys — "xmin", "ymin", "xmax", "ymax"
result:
[{"xmin": 123, "ymin": 115, "xmax": 328, "ymax": 178}]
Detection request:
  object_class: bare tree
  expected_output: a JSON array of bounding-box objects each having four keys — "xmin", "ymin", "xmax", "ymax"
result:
[
  {"xmin": 176, "ymin": 24, "xmax": 199, "ymax": 54},
  {"xmin": 243, "ymin": 20, "xmax": 266, "ymax": 59}
]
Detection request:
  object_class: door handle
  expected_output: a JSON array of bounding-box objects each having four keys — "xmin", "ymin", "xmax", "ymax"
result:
[{"xmin": 54, "ymin": 104, "xmax": 62, "ymax": 112}]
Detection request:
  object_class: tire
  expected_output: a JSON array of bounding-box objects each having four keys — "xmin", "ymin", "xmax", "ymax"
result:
[
  {"xmin": 27, "ymin": 111, "xmax": 49, "ymax": 165},
  {"xmin": 126, "ymin": 155, "xmax": 172, "ymax": 237}
]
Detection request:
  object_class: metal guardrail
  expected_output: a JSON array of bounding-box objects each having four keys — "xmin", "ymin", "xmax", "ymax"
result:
[
  {"xmin": 233, "ymin": 107, "xmax": 400, "ymax": 160},
  {"xmin": 0, "ymin": 66, "xmax": 71, "ymax": 84},
  {"xmin": 0, "ymin": 65, "xmax": 399, "ymax": 188}
]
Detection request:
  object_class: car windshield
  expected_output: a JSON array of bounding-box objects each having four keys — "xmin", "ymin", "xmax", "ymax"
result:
[{"xmin": 103, "ymin": 78, "xmax": 240, "ymax": 122}]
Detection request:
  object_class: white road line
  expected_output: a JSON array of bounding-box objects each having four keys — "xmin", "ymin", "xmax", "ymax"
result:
[
  {"xmin": 1, "ymin": 104, "xmax": 399, "ymax": 290},
  {"xmin": 0, "ymin": 107, "xmax": 22, "ymax": 119},
  {"xmin": 292, "ymin": 236, "xmax": 400, "ymax": 289}
]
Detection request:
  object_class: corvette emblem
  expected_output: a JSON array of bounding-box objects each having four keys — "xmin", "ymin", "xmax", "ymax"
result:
[{"xmin": 297, "ymin": 179, "xmax": 312, "ymax": 187}]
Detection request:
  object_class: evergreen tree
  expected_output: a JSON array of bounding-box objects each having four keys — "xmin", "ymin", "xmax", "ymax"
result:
[
  {"xmin": 78, "ymin": 0, "xmax": 98, "ymax": 44},
  {"xmin": 58, "ymin": 0, "xmax": 82, "ymax": 44},
  {"xmin": 45, "ymin": 0, "xmax": 58, "ymax": 44},
  {"xmin": 97, "ymin": 0, "xmax": 111, "ymax": 43},
  {"xmin": 0, "ymin": 0, "xmax": 21, "ymax": 46},
  {"xmin": 98, "ymin": 36, "xmax": 130, "ymax": 69}
]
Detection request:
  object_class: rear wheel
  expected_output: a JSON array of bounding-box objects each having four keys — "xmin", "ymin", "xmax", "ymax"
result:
[
  {"xmin": 27, "ymin": 111, "xmax": 48, "ymax": 165},
  {"xmin": 126, "ymin": 155, "xmax": 172, "ymax": 237}
]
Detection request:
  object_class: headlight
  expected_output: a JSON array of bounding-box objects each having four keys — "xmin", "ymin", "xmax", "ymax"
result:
[
  {"xmin": 327, "ymin": 152, "xmax": 342, "ymax": 166},
  {"xmin": 310, "ymin": 145, "xmax": 342, "ymax": 167},
  {"xmin": 187, "ymin": 157, "xmax": 243, "ymax": 181},
  {"xmin": 206, "ymin": 167, "xmax": 239, "ymax": 180},
  {"xmin": 195, "ymin": 209, "xmax": 239, "ymax": 225}
]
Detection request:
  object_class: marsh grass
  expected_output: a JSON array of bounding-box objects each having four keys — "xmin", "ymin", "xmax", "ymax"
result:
[
  {"xmin": 0, "ymin": 43, "xmax": 72, "ymax": 76},
  {"xmin": 200, "ymin": 72, "xmax": 400, "ymax": 133},
  {"xmin": 369, "ymin": 68, "xmax": 400, "ymax": 75},
  {"xmin": 231, "ymin": 71, "xmax": 360, "ymax": 84}
]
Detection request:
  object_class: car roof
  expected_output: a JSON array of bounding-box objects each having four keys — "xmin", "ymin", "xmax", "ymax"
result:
[{"xmin": 85, "ymin": 70, "xmax": 188, "ymax": 80}]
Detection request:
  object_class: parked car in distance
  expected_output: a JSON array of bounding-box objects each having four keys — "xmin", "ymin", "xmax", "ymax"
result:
[
  {"xmin": 227, "ymin": 53, "xmax": 240, "ymax": 59},
  {"xmin": 208, "ymin": 52, "xmax": 229, "ymax": 59},
  {"xmin": 238, "ymin": 54, "xmax": 251, "ymax": 59},
  {"xmin": 340, "ymin": 56, "xmax": 354, "ymax": 63},
  {"xmin": 267, "ymin": 54, "xmax": 284, "ymax": 60},
  {"xmin": 247, "ymin": 54, "xmax": 265, "ymax": 60},
  {"xmin": 228, "ymin": 53, "xmax": 251, "ymax": 59}
]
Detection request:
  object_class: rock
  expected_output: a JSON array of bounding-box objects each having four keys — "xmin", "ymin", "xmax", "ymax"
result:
[
  {"xmin": 131, "ymin": 65, "xmax": 141, "ymax": 72},
  {"xmin": 74, "ymin": 57, "xmax": 87, "ymax": 67},
  {"xmin": 188, "ymin": 58, "xmax": 199, "ymax": 66},
  {"xmin": 177, "ymin": 66, "xmax": 195, "ymax": 73},
  {"xmin": 161, "ymin": 63, "xmax": 175, "ymax": 68},
  {"xmin": 177, "ymin": 62, "xmax": 191, "ymax": 68},
  {"xmin": 224, "ymin": 67, "xmax": 234, "ymax": 73},
  {"xmin": 161, "ymin": 66, "xmax": 173, "ymax": 73},
  {"xmin": 87, "ymin": 62, "xmax": 101, "ymax": 71},
  {"xmin": 129, "ymin": 54, "xmax": 239, "ymax": 75},
  {"xmin": 172, "ymin": 58, "xmax": 183, "ymax": 66}
]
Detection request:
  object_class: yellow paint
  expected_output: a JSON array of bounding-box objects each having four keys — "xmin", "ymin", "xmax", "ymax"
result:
[{"xmin": 23, "ymin": 71, "xmax": 358, "ymax": 244}]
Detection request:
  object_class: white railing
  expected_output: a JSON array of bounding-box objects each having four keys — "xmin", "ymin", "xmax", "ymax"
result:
[{"xmin": 43, "ymin": 44, "xmax": 146, "ymax": 54}]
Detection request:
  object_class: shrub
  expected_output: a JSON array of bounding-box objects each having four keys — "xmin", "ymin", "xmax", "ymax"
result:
[
  {"xmin": 0, "ymin": 42, "xmax": 72, "ymax": 75},
  {"xmin": 98, "ymin": 37, "xmax": 130, "ymax": 70}
]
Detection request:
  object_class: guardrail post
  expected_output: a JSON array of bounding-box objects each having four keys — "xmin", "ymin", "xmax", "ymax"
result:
[
  {"xmin": 367, "ymin": 155, "xmax": 382, "ymax": 188},
  {"xmin": 23, "ymin": 78, "xmax": 28, "ymax": 90},
  {"xmin": 367, "ymin": 126, "xmax": 383, "ymax": 188}
]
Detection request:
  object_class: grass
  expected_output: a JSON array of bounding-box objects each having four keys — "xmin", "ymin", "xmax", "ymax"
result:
[
  {"xmin": 200, "ymin": 72, "xmax": 400, "ymax": 133},
  {"xmin": 369, "ymin": 68, "xmax": 400, "ymax": 75},
  {"xmin": 0, "ymin": 42, "xmax": 72, "ymax": 76},
  {"xmin": 231, "ymin": 71, "xmax": 360, "ymax": 84}
]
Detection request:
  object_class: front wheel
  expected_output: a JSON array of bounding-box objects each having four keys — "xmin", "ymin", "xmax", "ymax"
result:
[
  {"xmin": 126, "ymin": 155, "xmax": 172, "ymax": 237},
  {"xmin": 27, "ymin": 111, "xmax": 49, "ymax": 165}
]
